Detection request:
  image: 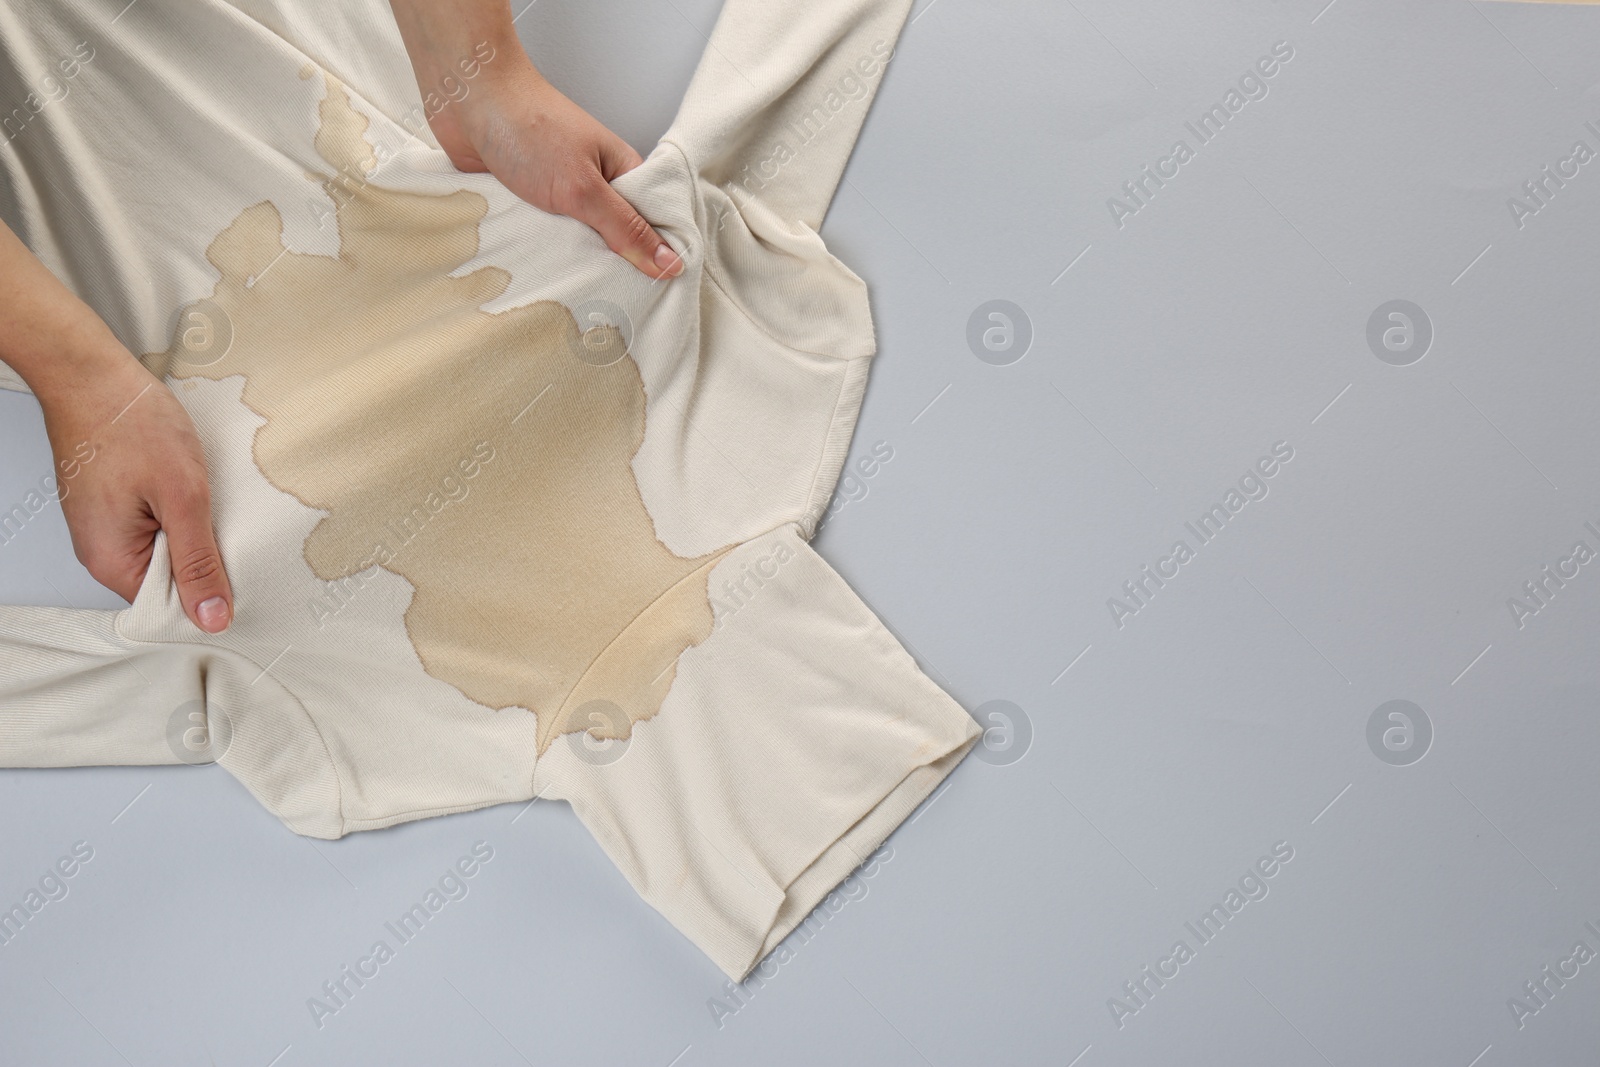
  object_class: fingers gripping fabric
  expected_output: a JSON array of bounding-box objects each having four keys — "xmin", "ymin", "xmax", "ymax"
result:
[{"xmin": 0, "ymin": 0, "xmax": 979, "ymax": 981}]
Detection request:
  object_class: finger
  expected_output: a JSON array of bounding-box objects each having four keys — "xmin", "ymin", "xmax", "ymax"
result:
[
  {"xmin": 576, "ymin": 176, "xmax": 683, "ymax": 280},
  {"xmin": 157, "ymin": 483, "xmax": 233, "ymax": 634}
]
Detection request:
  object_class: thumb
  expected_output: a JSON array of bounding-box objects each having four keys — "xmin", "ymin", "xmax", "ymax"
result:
[
  {"xmin": 158, "ymin": 486, "xmax": 233, "ymax": 634},
  {"xmin": 579, "ymin": 177, "xmax": 684, "ymax": 280}
]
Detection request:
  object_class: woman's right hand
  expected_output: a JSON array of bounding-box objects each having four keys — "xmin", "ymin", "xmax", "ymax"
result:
[
  {"xmin": 34, "ymin": 350, "xmax": 235, "ymax": 634},
  {"xmin": 3, "ymin": 217, "xmax": 234, "ymax": 634}
]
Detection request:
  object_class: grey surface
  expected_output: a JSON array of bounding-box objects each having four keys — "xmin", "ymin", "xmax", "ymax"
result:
[{"xmin": 4, "ymin": 0, "xmax": 1600, "ymax": 1063}]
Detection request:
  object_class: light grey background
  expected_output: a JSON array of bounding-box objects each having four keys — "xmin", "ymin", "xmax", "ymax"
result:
[{"xmin": 4, "ymin": 0, "xmax": 1600, "ymax": 1063}]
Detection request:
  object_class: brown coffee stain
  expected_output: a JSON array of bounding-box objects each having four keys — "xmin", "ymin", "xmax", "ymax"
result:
[{"xmin": 142, "ymin": 71, "xmax": 729, "ymax": 754}]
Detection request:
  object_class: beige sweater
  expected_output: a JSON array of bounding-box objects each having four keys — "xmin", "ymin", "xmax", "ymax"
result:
[{"xmin": 0, "ymin": 0, "xmax": 981, "ymax": 981}]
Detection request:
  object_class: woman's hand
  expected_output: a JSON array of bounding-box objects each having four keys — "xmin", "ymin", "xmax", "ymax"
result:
[
  {"xmin": 37, "ymin": 353, "xmax": 234, "ymax": 633},
  {"xmin": 1, "ymin": 219, "xmax": 234, "ymax": 633},
  {"xmin": 387, "ymin": 0, "xmax": 683, "ymax": 280}
]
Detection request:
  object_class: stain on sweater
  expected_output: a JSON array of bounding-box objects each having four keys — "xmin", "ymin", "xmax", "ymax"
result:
[{"xmin": 142, "ymin": 72, "xmax": 729, "ymax": 754}]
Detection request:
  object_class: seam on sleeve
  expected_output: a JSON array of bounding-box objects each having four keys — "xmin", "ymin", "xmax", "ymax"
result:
[{"xmin": 551, "ymin": 542, "xmax": 739, "ymax": 727}]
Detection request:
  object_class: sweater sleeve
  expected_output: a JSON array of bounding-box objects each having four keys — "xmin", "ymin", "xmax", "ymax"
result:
[
  {"xmin": 663, "ymin": 0, "xmax": 913, "ymax": 235},
  {"xmin": 0, "ymin": 604, "xmax": 195, "ymax": 767},
  {"xmin": 0, "ymin": 533, "xmax": 346, "ymax": 839},
  {"xmin": 530, "ymin": 523, "xmax": 982, "ymax": 983},
  {"xmin": 652, "ymin": 0, "xmax": 914, "ymax": 372},
  {"xmin": 608, "ymin": 0, "xmax": 919, "ymax": 559}
]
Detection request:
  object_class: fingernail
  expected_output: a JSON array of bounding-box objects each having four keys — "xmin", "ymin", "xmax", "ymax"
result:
[
  {"xmin": 197, "ymin": 596, "xmax": 230, "ymax": 633},
  {"xmin": 653, "ymin": 243, "xmax": 683, "ymax": 276}
]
